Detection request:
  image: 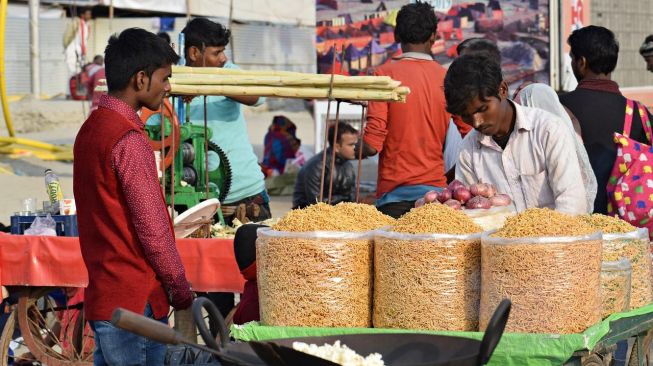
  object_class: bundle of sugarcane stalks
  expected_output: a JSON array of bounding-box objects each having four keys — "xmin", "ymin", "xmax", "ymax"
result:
[{"xmin": 170, "ymin": 66, "xmax": 410, "ymax": 102}]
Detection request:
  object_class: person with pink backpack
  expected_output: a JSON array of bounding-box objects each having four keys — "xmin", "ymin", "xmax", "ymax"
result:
[{"xmin": 560, "ymin": 25, "xmax": 653, "ymax": 235}]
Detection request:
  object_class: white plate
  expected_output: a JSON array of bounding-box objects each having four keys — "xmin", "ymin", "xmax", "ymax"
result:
[{"xmin": 173, "ymin": 198, "xmax": 220, "ymax": 238}]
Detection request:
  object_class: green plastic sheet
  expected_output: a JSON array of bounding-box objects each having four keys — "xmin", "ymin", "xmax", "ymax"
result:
[{"xmin": 230, "ymin": 303, "xmax": 653, "ymax": 366}]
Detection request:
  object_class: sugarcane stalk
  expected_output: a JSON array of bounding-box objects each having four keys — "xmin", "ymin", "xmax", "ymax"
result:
[
  {"xmin": 173, "ymin": 65, "xmax": 393, "ymax": 84},
  {"xmin": 170, "ymin": 74, "xmax": 401, "ymax": 89},
  {"xmin": 173, "ymin": 65, "xmax": 303, "ymax": 77},
  {"xmin": 170, "ymin": 84, "xmax": 409, "ymax": 102}
]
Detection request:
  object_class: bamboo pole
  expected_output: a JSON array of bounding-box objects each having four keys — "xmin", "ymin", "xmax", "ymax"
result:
[{"xmin": 170, "ymin": 84, "xmax": 408, "ymax": 102}]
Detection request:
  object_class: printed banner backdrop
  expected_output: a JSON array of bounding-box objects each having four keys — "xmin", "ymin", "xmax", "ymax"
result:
[{"xmin": 316, "ymin": 0, "xmax": 551, "ymax": 89}]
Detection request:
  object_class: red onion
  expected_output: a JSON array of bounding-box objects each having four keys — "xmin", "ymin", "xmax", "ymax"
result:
[
  {"xmin": 438, "ymin": 188, "xmax": 452, "ymax": 203},
  {"xmin": 424, "ymin": 190, "xmax": 438, "ymax": 203},
  {"xmin": 448, "ymin": 179, "xmax": 465, "ymax": 192},
  {"xmin": 443, "ymin": 199, "xmax": 462, "ymax": 210},
  {"xmin": 484, "ymin": 184, "xmax": 497, "ymax": 198},
  {"xmin": 465, "ymin": 196, "xmax": 492, "ymax": 209},
  {"xmin": 470, "ymin": 183, "xmax": 489, "ymax": 197},
  {"xmin": 453, "ymin": 187, "xmax": 472, "ymax": 203},
  {"xmin": 489, "ymin": 194, "xmax": 512, "ymax": 206},
  {"xmin": 415, "ymin": 198, "xmax": 426, "ymax": 208}
]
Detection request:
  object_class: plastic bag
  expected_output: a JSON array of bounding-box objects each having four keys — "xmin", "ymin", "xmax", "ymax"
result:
[
  {"xmin": 256, "ymin": 228, "xmax": 373, "ymax": 328},
  {"xmin": 373, "ymin": 229, "xmax": 482, "ymax": 331},
  {"xmin": 603, "ymin": 228, "xmax": 653, "ymax": 308},
  {"xmin": 601, "ymin": 258, "xmax": 632, "ymax": 318},
  {"xmin": 24, "ymin": 214, "xmax": 57, "ymax": 236},
  {"xmin": 164, "ymin": 345, "xmax": 220, "ymax": 365},
  {"xmin": 463, "ymin": 206, "xmax": 516, "ymax": 231},
  {"xmin": 480, "ymin": 231, "xmax": 602, "ymax": 334}
]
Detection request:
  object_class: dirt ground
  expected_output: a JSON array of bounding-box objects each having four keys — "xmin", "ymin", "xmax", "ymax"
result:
[{"xmin": 0, "ymin": 97, "xmax": 378, "ymax": 226}]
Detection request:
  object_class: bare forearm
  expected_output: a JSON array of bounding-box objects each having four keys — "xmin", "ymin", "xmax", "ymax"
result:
[{"xmin": 228, "ymin": 95, "xmax": 260, "ymax": 106}]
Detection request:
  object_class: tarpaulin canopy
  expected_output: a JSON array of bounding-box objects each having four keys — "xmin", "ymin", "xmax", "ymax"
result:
[
  {"xmin": 39, "ymin": 0, "xmax": 315, "ymax": 26},
  {"xmin": 231, "ymin": 304, "xmax": 653, "ymax": 366},
  {"xmin": 0, "ymin": 234, "xmax": 244, "ymax": 293}
]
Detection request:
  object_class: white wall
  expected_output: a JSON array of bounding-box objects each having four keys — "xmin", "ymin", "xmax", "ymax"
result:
[{"xmin": 90, "ymin": 17, "xmax": 316, "ymax": 73}]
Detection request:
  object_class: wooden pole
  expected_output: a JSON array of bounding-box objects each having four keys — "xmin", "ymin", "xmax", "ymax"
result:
[
  {"xmin": 228, "ymin": 0, "xmax": 235, "ymax": 63},
  {"xmin": 28, "ymin": 0, "xmax": 39, "ymax": 97},
  {"xmin": 109, "ymin": 0, "xmax": 114, "ymax": 34},
  {"xmin": 318, "ymin": 46, "xmax": 337, "ymax": 203}
]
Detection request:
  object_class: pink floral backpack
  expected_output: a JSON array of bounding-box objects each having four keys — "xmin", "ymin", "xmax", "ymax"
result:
[{"xmin": 607, "ymin": 99, "xmax": 653, "ymax": 238}]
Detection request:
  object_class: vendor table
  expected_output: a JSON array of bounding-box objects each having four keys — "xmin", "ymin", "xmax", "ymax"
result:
[
  {"xmin": 231, "ymin": 304, "xmax": 653, "ymax": 366},
  {"xmin": 0, "ymin": 233, "xmax": 244, "ymax": 366}
]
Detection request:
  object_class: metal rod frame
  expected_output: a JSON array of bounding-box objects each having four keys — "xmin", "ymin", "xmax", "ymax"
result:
[
  {"xmin": 318, "ymin": 45, "xmax": 338, "ymax": 203},
  {"xmin": 160, "ymin": 103, "xmax": 166, "ymax": 199},
  {"xmin": 204, "ymin": 95, "xmax": 209, "ymax": 199},
  {"xmin": 327, "ymin": 101, "xmax": 341, "ymax": 204},
  {"xmin": 170, "ymin": 98, "xmax": 176, "ymax": 218},
  {"xmin": 355, "ymin": 105, "xmax": 366, "ymax": 202}
]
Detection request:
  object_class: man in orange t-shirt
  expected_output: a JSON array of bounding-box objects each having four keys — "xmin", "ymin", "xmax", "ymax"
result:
[{"xmin": 359, "ymin": 2, "xmax": 471, "ymax": 218}]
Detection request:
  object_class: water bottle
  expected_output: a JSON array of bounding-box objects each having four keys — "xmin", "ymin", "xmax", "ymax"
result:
[{"xmin": 44, "ymin": 169, "xmax": 64, "ymax": 214}]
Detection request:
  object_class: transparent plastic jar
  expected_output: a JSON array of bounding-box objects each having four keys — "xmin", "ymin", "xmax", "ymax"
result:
[{"xmin": 601, "ymin": 258, "xmax": 632, "ymax": 318}]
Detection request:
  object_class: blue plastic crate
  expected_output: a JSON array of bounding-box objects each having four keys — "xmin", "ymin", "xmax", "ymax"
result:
[{"xmin": 10, "ymin": 214, "xmax": 78, "ymax": 237}]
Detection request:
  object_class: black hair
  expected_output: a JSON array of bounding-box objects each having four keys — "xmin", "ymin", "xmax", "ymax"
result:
[
  {"xmin": 93, "ymin": 55, "xmax": 103, "ymax": 64},
  {"xmin": 182, "ymin": 18, "xmax": 231, "ymax": 56},
  {"xmin": 104, "ymin": 28, "xmax": 179, "ymax": 93},
  {"xmin": 567, "ymin": 25, "xmax": 619, "ymax": 75},
  {"xmin": 444, "ymin": 55, "xmax": 503, "ymax": 116},
  {"xmin": 457, "ymin": 38, "xmax": 501, "ymax": 64},
  {"xmin": 233, "ymin": 224, "xmax": 268, "ymax": 270},
  {"xmin": 327, "ymin": 122, "xmax": 358, "ymax": 147},
  {"xmin": 394, "ymin": 1, "xmax": 438, "ymax": 45},
  {"xmin": 640, "ymin": 34, "xmax": 653, "ymax": 58},
  {"xmin": 157, "ymin": 31, "xmax": 171, "ymax": 44}
]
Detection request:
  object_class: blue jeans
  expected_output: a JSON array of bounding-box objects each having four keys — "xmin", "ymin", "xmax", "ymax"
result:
[{"xmin": 89, "ymin": 304, "xmax": 168, "ymax": 366}]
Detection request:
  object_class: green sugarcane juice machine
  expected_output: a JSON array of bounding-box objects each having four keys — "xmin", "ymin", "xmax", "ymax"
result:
[{"xmin": 142, "ymin": 103, "xmax": 232, "ymax": 225}]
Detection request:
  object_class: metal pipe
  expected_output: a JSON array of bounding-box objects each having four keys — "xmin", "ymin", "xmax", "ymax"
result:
[
  {"xmin": 0, "ymin": 0, "xmax": 16, "ymax": 137},
  {"xmin": 109, "ymin": 0, "xmax": 114, "ymax": 34},
  {"xmin": 228, "ymin": 0, "xmax": 235, "ymax": 63},
  {"xmin": 160, "ymin": 104, "xmax": 166, "ymax": 200},
  {"xmin": 355, "ymin": 105, "xmax": 366, "ymax": 202},
  {"xmin": 318, "ymin": 46, "xmax": 337, "ymax": 202},
  {"xmin": 28, "ymin": 0, "xmax": 40, "ymax": 97},
  {"xmin": 327, "ymin": 101, "xmax": 341, "ymax": 204},
  {"xmin": 204, "ymin": 95, "xmax": 209, "ymax": 200},
  {"xmin": 327, "ymin": 45, "xmax": 346, "ymax": 204},
  {"xmin": 171, "ymin": 102, "xmax": 176, "ymax": 218}
]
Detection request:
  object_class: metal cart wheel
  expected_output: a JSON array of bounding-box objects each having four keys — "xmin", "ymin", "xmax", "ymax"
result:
[
  {"xmin": 0, "ymin": 304, "xmax": 44, "ymax": 366},
  {"xmin": 15, "ymin": 287, "xmax": 93, "ymax": 366},
  {"xmin": 581, "ymin": 352, "xmax": 615, "ymax": 366},
  {"xmin": 628, "ymin": 334, "xmax": 652, "ymax": 366},
  {"xmin": 0, "ymin": 309, "xmax": 15, "ymax": 366}
]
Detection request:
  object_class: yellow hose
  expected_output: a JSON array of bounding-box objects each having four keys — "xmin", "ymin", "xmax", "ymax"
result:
[
  {"xmin": 0, "ymin": 137, "xmax": 69, "ymax": 151},
  {"xmin": 0, "ymin": 0, "xmax": 74, "ymax": 161},
  {"xmin": 0, "ymin": 0, "xmax": 14, "ymax": 137}
]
